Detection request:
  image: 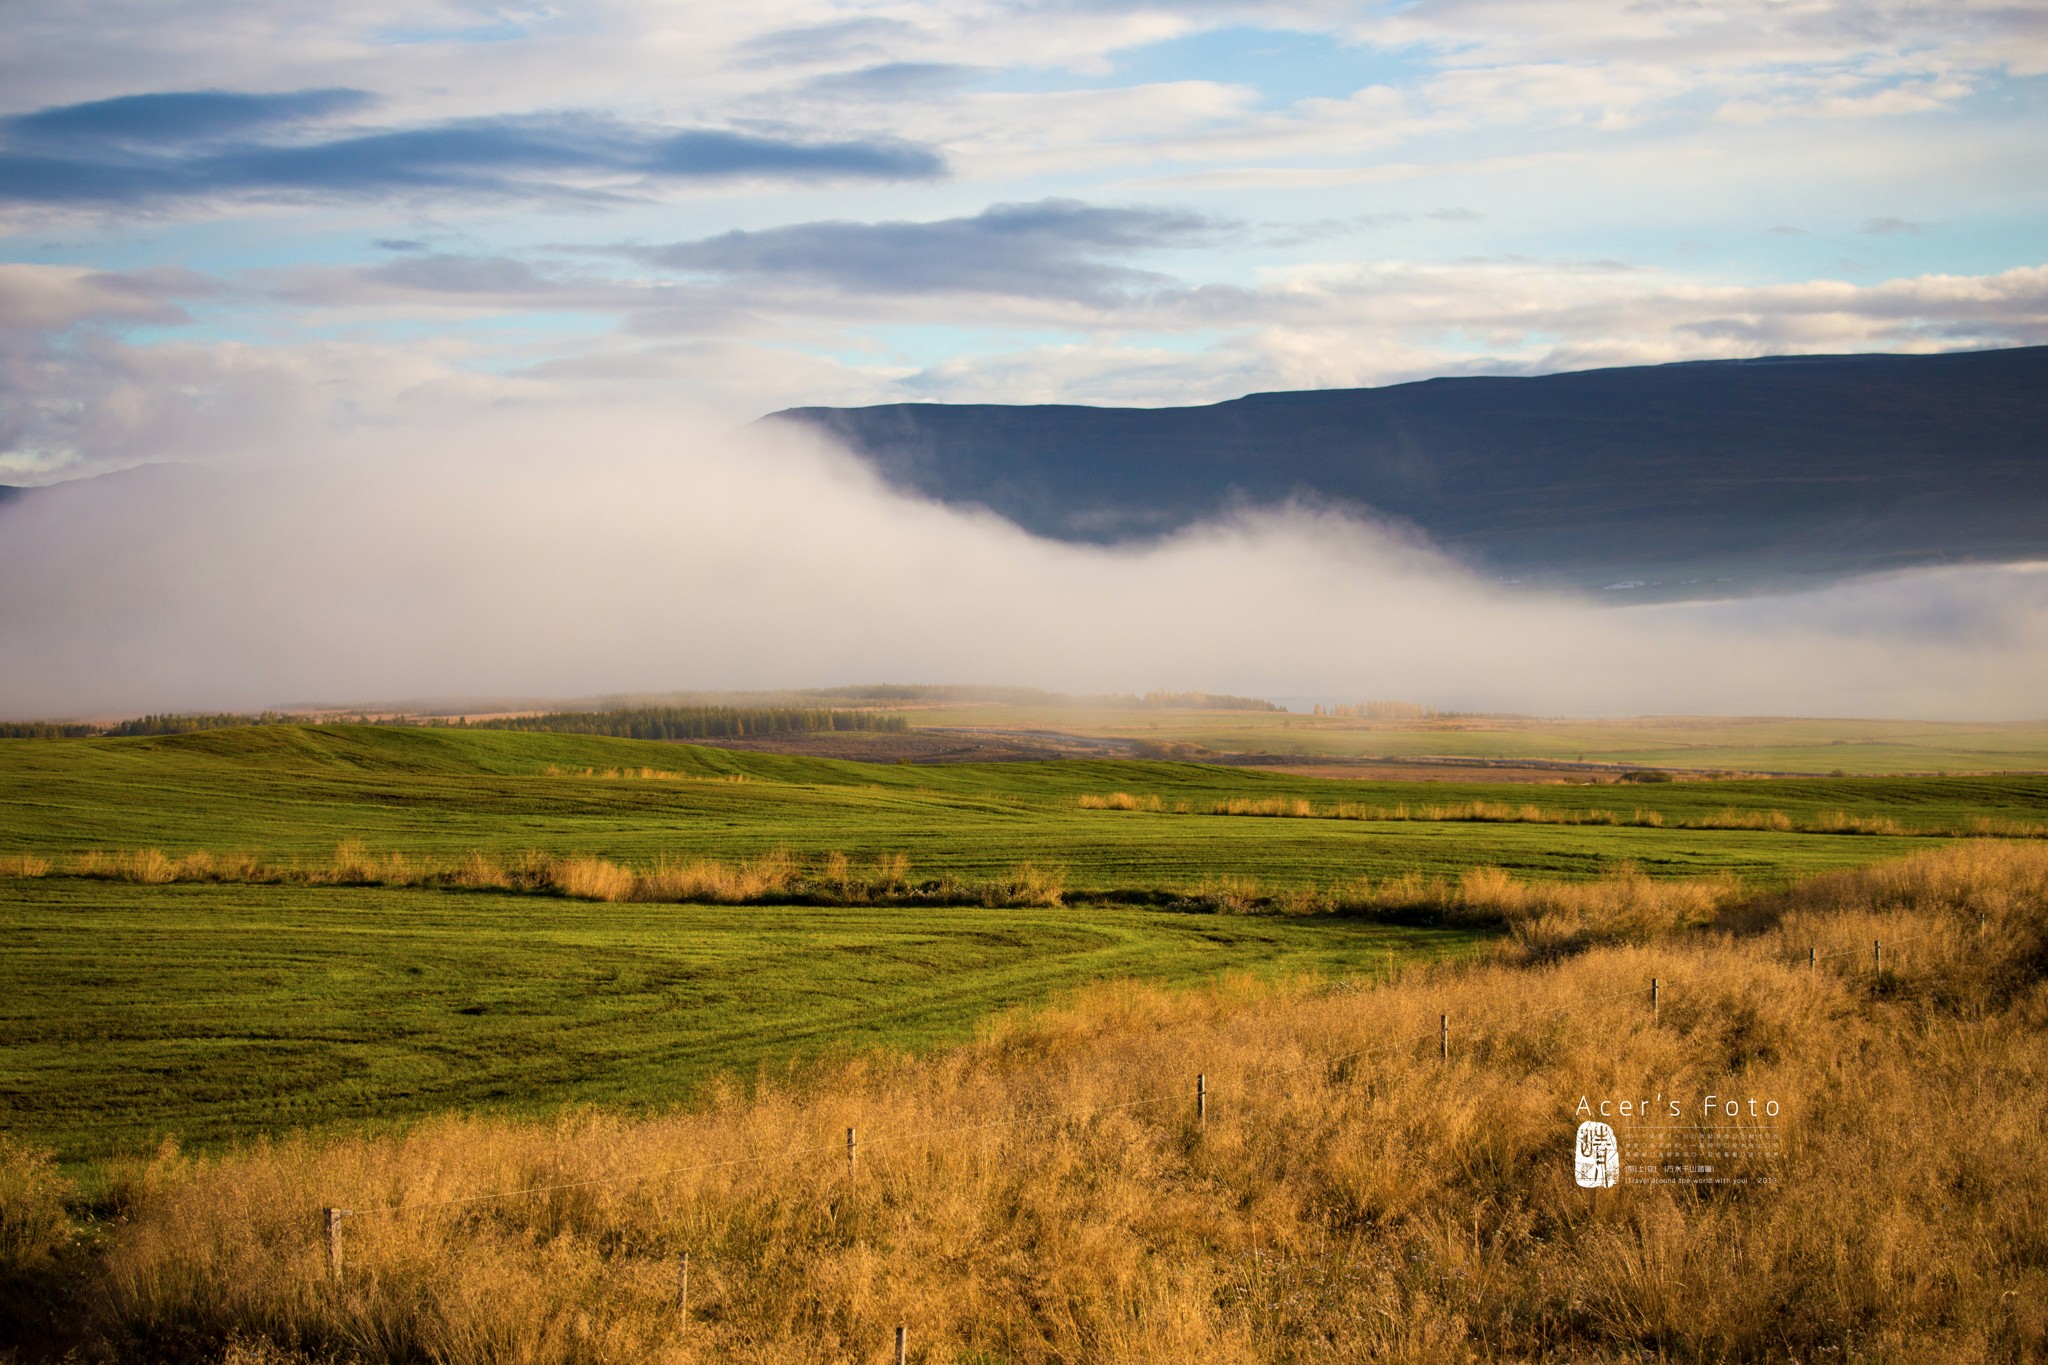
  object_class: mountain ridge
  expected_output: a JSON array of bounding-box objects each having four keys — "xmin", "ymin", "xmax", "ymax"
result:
[{"xmin": 764, "ymin": 346, "xmax": 2048, "ymax": 594}]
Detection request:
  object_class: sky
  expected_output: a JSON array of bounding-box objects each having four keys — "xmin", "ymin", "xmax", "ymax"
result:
[
  {"xmin": 2, "ymin": 0, "xmax": 2045, "ymax": 483},
  {"xmin": 1, "ymin": 2, "xmax": 2044, "ymax": 719}
]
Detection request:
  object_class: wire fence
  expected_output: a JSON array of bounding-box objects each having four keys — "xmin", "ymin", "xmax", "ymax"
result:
[
  {"xmin": 326, "ymin": 915, "xmax": 1955, "ymax": 1229},
  {"xmin": 305, "ymin": 907, "xmax": 1982, "ymax": 1365}
]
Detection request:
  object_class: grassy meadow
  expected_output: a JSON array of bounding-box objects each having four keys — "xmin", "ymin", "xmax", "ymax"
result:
[
  {"xmin": 904, "ymin": 704, "xmax": 2048, "ymax": 774},
  {"xmin": 4, "ymin": 840, "xmax": 2044, "ymax": 1362},
  {"xmin": 3, "ymin": 724, "xmax": 2047, "ymax": 1174},
  {"xmin": 0, "ymin": 878, "xmax": 1470, "ymax": 1164}
]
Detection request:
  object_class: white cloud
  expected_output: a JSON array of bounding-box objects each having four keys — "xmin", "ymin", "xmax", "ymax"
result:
[{"xmin": 0, "ymin": 263, "xmax": 201, "ymax": 333}]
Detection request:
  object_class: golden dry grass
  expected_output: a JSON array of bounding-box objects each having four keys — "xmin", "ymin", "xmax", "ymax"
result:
[
  {"xmin": 1074, "ymin": 794, "xmax": 2045, "ymax": 839},
  {"xmin": 18, "ymin": 839, "xmax": 1756, "ymax": 946},
  {"xmin": 1211, "ymin": 796, "xmax": 1315, "ymax": 818},
  {"xmin": 1076, "ymin": 792, "xmax": 1163, "ymax": 812},
  {"xmin": 546, "ymin": 856, "xmax": 639, "ymax": 903},
  {"xmin": 6, "ymin": 842, "xmax": 2044, "ymax": 1362},
  {"xmin": 538, "ymin": 765, "xmax": 746, "ymax": 783},
  {"xmin": 17, "ymin": 843, "xmax": 1093, "ymax": 911}
]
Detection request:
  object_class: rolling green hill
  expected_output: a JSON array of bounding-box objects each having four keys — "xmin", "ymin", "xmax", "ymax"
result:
[{"xmin": 2, "ymin": 725, "xmax": 2043, "ymax": 881}]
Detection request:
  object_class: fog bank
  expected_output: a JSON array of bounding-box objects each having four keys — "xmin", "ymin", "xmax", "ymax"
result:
[{"xmin": 1, "ymin": 408, "xmax": 2042, "ymax": 720}]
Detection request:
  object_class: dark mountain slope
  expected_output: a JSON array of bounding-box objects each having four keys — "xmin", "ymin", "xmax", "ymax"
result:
[{"xmin": 766, "ymin": 347, "xmax": 2048, "ymax": 590}]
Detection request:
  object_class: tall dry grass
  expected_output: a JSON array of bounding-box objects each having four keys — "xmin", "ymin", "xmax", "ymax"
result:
[
  {"xmin": 0, "ymin": 1139, "xmax": 70, "ymax": 1270},
  {"xmin": 0, "ymin": 853, "xmax": 52, "ymax": 878},
  {"xmin": 35, "ymin": 843, "xmax": 1089, "ymax": 910},
  {"xmin": 5, "ymin": 842, "xmax": 2044, "ymax": 1362},
  {"xmin": 1211, "ymin": 796, "xmax": 1315, "ymax": 818},
  {"xmin": 1169, "ymin": 863, "xmax": 1740, "ymax": 957},
  {"xmin": 538, "ymin": 765, "xmax": 747, "ymax": 783},
  {"xmin": 22, "ymin": 838, "xmax": 1757, "ymax": 947},
  {"xmin": 1076, "ymin": 791, "xmax": 1163, "ymax": 812},
  {"xmin": 1077, "ymin": 793, "xmax": 2046, "ymax": 839}
]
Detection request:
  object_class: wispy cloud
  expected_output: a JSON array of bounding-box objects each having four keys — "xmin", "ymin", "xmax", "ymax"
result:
[
  {"xmin": 625, "ymin": 198, "xmax": 1223, "ymax": 303},
  {"xmin": 1862, "ymin": 216, "xmax": 1933, "ymax": 236},
  {"xmin": 4, "ymin": 87, "xmax": 371, "ymax": 146},
  {"xmin": 0, "ymin": 88, "xmax": 946, "ymax": 210}
]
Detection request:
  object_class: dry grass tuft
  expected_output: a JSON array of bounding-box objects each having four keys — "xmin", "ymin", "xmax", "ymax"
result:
[
  {"xmin": 1078, "ymin": 791, "xmax": 1164, "ymax": 812},
  {"xmin": 10, "ymin": 841, "xmax": 2044, "ymax": 1362},
  {"xmin": 70, "ymin": 848, "xmax": 178, "ymax": 883},
  {"xmin": 1212, "ymin": 796, "xmax": 1315, "ymax": 818},
  {"xmin": 547, "ymin": 856, "xmax": 638, "ymax": 903},
  {"xmin": 1453, "ymin": 862, "xmax": 1733, "ymax": 956},
  {"xmin": 637, "ymin": 851, "xmax": 798, "ymax": 904},
  {"xmin": 984, "ymin": 862, "xmax": 1066, "ymax": 908},
  {"xmin": 449, "ymin": 851, "xmax": 510, "ymax": 890},
  {"xmin": 0, "ymin": 853, "xmax": 51, "ymax": 878},
  {"xmin": 1699, "ymin": 807, "xmax": 1799, "ymax": 832},
  {"xmin": 0, "ymin": 1139, "xmax": 70, "ymax": 1269},
  {"xmin": 1193, "ymin": 874, "xmax": 1263, "ymax": 914}
]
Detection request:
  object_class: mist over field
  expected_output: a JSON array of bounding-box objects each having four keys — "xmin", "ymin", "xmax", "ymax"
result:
[{"xmin": 1, "ymin": 402, "xmax": 2042, "ymax": 721}]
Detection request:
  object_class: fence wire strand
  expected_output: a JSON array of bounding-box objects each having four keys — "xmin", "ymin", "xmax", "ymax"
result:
[{"xmin": 333, "ymin": 915, "xmax": 1960, "ymax": 1221}]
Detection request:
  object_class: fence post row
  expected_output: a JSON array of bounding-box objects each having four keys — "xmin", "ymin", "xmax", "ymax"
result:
[{"xmin": 318, "ymin": 923, "xmax": 1939, "ymax": 1294}]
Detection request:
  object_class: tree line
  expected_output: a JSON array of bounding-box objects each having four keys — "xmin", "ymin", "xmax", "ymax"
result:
[{"xmin": 470, "ymin": 706, "xmax": 909, "ymax": 740}]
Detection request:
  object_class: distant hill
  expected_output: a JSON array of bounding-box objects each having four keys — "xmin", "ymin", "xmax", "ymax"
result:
[{"xmin": 765, "ymin": 347, "xmax": 2048, "ymax": 594}]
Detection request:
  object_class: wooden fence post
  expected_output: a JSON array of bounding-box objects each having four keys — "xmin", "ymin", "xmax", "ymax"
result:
[
  {"xmin": 1874, "ymin": 938, "xmax": 1882, "ymax": 975},
  {"xmin": 1808, "ymin": 946, "xmax": 1815, "ymax": 972},
  {"xmin": 895, "ymin": 1324, "xmax": 907, "ymax": 1364},
  {"xmin": 1651, "ymin": 977, "xmax": 1659, "ymax": 1026},
  {"xmin": 1439, "ymin": 1014, "xmax": 1447, "ymax": 1062},
  {"xmin": 677, "ymin": 1251, "xmax": 689, "ymax": 1318},
  {"xmin": 847, "ymin": 1126, "xmax": 857, "ymax": 1178},
  {"xmin": 322, "ymin": 1207, "xmax": 344, "ymax": 1286},
  {"xmin": 1196, "ymin": 1073, "xmax": 1206, "ymax": 1127}
]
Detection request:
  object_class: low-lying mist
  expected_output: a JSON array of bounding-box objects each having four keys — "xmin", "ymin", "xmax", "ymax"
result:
[{"xmin": 1, "ymin": 405, "xmax": 2043, "ymax": 720}]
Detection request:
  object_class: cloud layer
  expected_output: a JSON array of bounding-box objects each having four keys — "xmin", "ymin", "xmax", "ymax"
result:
[{"xmin": 0, "ymin": 0, "xmax": 2042, "ymax": 454}]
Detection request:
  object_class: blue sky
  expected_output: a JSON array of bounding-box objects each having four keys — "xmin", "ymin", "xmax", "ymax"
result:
[{"xmin": 2, "ymin": 0, "xmax": 2045, "ymax": 480}]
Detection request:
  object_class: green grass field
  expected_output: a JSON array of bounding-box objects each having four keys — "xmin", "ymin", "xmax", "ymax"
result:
[
  {"xmin": 907, "ymin": 705, "xmax": 2048, "ymax": 774},
  {"xmin": 0, "ymin": 878, "xmax": 1473, "ymax": 1165},
  {"xmin": 4, "ymin": 725, "xmax": 2046, "ymax": 1166}
]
